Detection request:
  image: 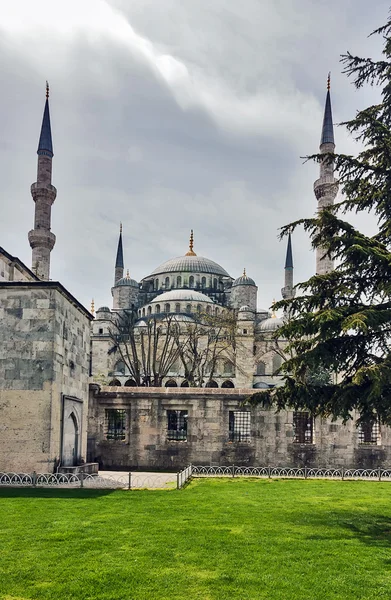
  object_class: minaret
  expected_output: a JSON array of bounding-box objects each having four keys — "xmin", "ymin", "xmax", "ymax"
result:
[
  {"xmin": 114, "ymin": 223, "xmax": 124, "ymax": 285},
  {"xmin": 313, "ymin": 73, "xmax": 338, "ymax": 275},
  {"xmin": 281, "ymin": 232, "xmax": 295, "ymax": 300},
  {"xmin": 28, "ymin": 82, "xmax": 57, "ymax": 280}
]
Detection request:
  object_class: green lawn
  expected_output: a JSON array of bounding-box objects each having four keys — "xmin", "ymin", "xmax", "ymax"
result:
[{"xmin": 1, "ymin": 479, "xmax": 391, "ymax": 599}]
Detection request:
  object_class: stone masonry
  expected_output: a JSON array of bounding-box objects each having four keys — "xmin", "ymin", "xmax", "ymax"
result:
[
  {"xmin": 0, "ymin": 282, "xmax": 92, "ymax": 472},
  {"xmin": 87, "ymin": 386, "xmax": 391, "ymax": 471}
]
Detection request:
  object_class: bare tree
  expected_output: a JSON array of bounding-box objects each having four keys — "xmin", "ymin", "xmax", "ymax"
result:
[{"xmin": 108, "ymin": 311, "xmax": 183, "ymax": 386}]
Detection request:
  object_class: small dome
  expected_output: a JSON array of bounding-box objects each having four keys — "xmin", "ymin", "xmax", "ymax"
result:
[
  {"xmin": 232, "ymin": 269, "xmax": 256, "ymax": 287},
  {"xmin": 151, "ymin": 290, "xmax": 213, "ymax": 303},
  {"xmin": 116, "ymin": 276, "xmax": 139, "ymax": 288},
  {"xmin": 239, "ymin": 305, "xmax": 251, "ymax": 312},
  {"xmin": 258, "ymin": 317, "xmax": 284, "ymax": 332},
  {"xmin": 134, "ymin": 320, "xmax": 147, "ymax": 328},
  {"xmin": 96, "ymin": 306, "xmax": 110, "ymax": 313}
]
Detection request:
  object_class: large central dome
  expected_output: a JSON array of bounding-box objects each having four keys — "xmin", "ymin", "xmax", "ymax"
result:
[{"xmin": 149, "ymin": 255, "xmax": 230, "ymax": 278}]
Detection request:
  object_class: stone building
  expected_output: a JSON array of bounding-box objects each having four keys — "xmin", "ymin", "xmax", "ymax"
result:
[
  {"xmin": 0, "ymin": 85, "xmax": 93, "ymax": 473},
  {"xmin": 2, "ymin": 81, "xmax": 390, "ymax": 474}
]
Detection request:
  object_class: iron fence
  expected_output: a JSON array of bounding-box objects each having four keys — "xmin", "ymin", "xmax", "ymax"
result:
[
  {"xmin": 0, "ymin": 471, "xmax": 177, "ymax": 490},
  {"xmin": 177, "ymin": 465, "xmax": 193, "ymax": 489},
  {"xmin": 2, "ymin": 465, "xmax": 391, "ymax": 490},
  {"xmin": 191, "ymin": 465, "xmax": 391, "ymax": 480}
]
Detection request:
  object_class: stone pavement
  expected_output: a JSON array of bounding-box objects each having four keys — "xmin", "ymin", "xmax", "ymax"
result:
[{"xmin": 99, "ymin": 471, "xmax": 177, "ymax": 489}]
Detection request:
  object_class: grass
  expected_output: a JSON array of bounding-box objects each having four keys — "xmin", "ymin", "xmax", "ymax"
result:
[{"xmin": 1, "ymin": 479, "xmax": 391, "ymax": 599}]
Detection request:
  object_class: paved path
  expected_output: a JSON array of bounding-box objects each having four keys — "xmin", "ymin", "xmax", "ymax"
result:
[{"xmin": 98, "ymin": 470, "xmax": 177, "ymax": 489}]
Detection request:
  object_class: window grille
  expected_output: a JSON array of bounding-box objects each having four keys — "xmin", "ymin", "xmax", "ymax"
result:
[
  {"xmin": 177, "ymin": 276, "xmax": 181, "ymax": 287},
  {"xmin": 175, "ymin": 303, "xmax": 180, "ymax": 313},
  {"xmin": 358, "ymin": 421, "xmax": 380, "ymax": 444},
  {"xmin": 293, "ymin": 412, "xmax": 313, "ymax": 444},
  {"xmin": 105, "ymin": 409, "xmax": 126, "ymax": 441},
  {"xmin": 167, "ymin": 410, "xmax": 188, "ymax": 441},
  {"xmin": 229, "ymin": 411, "xmax": 251, "ymax": 442},
  {"xmin": 165, "ymin": 303, "xmax": 170, "ymax": 313},
  {"xmin": 189, "ymin": 276, "xmax": 194, "ymax": 288},
  {"xmin": 201, "ymin": 277, "xmax": 206, "ymax": 288}
]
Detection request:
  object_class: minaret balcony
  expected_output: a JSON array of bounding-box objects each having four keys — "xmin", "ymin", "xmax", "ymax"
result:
[
  {"xmin": 30, "ymin": 182, "xmax": 57, "ymax": 204},
  {"xmin": 28, "ymin": 229, "xmax": 56, "ymax": 251}
]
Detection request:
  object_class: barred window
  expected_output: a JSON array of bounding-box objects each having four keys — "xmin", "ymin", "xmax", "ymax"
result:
[
  {"xmin": 167, "ymin": 410, "xmax": 188, "ymax": 441},
  {"xmin": 229, "ymin": 411, "xmax": 251, "ymax": 442},
  {"xmin": 358, "ymin": 421, "xmax": 380, "ymax": 444},
  {"xmin": 293, "ymin": 412, "xmax": 313, "ymax": 444},
  {"xmin": 105, "ymin": 409, "xmax": 127, "ymax": 441}
]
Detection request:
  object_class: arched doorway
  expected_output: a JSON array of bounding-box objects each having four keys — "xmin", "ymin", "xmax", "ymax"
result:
[
  {"xmin": 181, "ymin": 380, "xmax": 189, "ymax": 388},
  {"xmin": 124, "ymin": 379, "xmax": 137, "ymax": 387},
  {"xmin": 63, "ymin": 412, "xmax": 79, "ymax": 467}
]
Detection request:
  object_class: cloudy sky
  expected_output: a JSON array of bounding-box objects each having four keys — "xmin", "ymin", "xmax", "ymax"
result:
[{"xmin": 0, "ymin": 0, "xmax": 388, "ymax": 311}]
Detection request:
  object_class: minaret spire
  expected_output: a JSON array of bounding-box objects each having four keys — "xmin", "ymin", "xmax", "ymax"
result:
[
  {"xmin": 28, "ymin": 82, "xmax": 57, "ymax": 280},
  {"xmin": 281, "ymin": 232, "xmax": 295, "ymax": 300},
  {"xmin": 313, "ymin": 74, "xmax": 338, "ymax": 275},
  {"xmin": 114, "ymin": 222, "xmax": 124, "ymax": 285}
]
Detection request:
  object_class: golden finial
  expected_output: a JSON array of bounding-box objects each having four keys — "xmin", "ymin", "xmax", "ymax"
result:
[
  {"xmin": 271, "ymin": 298, "xmax": 276, "ymax": 318},
  {"xmin": 46, "ymin": 81, "xmax": 49, "ymax": 99},
  {"xmin": 91, "ymin": 298, "xmax": 95, "ymax": 315},
  {"xmin": 327, "ymin": 72, "xmax": 331, "ymax": 91},
  {"xmin": 120, "ymin": 222, "xmax": 122, "ymax": 234},
  {"xmin": 243, "ymin": 267, "xmax": 247, "ymax": 277},
  {"xmin": 126, "ymin": 269, "xmax": 130, "ymax": 278},
  {"xmin": 185, "ymin": 229, "xmax": 197, "ymax": 256}
]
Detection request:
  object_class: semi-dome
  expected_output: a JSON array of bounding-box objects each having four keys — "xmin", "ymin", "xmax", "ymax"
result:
[
  {"xmin": 232, "ymin": 269, "xmax": 256, "ymax": 287},
  {"xmin": 151, "ymin": 290, "xmax": 213, "ymax": 303},
  {"xmin": 258, "ymin": 316, "xmax": 284, "ymax": 332},
  {"xmin": 148, "ymin": 255, "xmax": 230, "ymax": 278}
]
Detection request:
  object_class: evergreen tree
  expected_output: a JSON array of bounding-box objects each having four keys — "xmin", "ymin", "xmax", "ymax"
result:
[{"xmin": 259, "ymin": 16, "xmax": 391, "ymax": 424}]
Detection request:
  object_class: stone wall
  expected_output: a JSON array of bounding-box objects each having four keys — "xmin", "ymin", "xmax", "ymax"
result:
[
  {"xmin": 0, "ymin": 282, "xmax": 92, "ymax": 472},
  {"xmin": 87, "ymin": 386, "xmax": 391, "ymax": 470}
]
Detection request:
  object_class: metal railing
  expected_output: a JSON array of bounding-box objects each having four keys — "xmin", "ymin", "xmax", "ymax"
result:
[
  {"xmin": 191, "ymin": 465, "xmax": 391, "ymax": 481},
  {"xmin": 0, "ymin": 471, "xmax": 176, "ymax": 490},
  {"xmin": 2, "ymin": 465, "xmax": 390, "ymax": 490},
  {"xmin": 177, "ymin": 465, "xmax": 193, "ymax": 489}
]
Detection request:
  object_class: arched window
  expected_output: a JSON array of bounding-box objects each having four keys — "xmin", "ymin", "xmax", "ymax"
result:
[
  {"xmin": 219, "ymin": 281, "xmax": 224, "ymax": 291},
  {"xmin": 224, "ymin": 361, "xmax": 234, "ymax": 375},
  {"xmin": 108, "ymin": 379, "xmax": 121, "ymax": 387},
  {"xmin": 197, "ymin": 304, "xmax": 202, "ymax": 313},
  {"xmin": 213, "ymin": 278, "xmax": 218, "ymax": 289},
  {"xmin": 114, "ymin": 361, "xmax": 126, "ymax": 375},
  {"xmin": 142, "ymin": 308, "xmax": 145, "ymax": 317},
  {"xmin": 165, "ymin": 276, "xmax": 170, "ymax": 289},
  {"xmin": 215, "ymin": 308, "xmax": 219, "ymax": 315},
  {"xmin": 147, "ymin": 306, "xmax": 152, "ymax": 315},
  {"xmin": 222, "ymin": 380, "xmax": 234, "ymax": 388},
  {"xmin": 177, "ymin": 275, "xmax": 182, "ymax": 288},
  {"xmin": 201, "ymin": 277, "xmax": 206, "ymax": 289},
  {"xmin": 189, "ymin": 276, "xmax": 194, "ymax": 288},
  {"xmin": 155, "ymin": 304, "xmax": 161, "ymax": 314},
  {"xmin": 175, "ymin": 303, "xmax": 181, "ymax": 313},
  {"xmin": 165, "ymin": 379, "xmax": 178, "ymax": 387},
  {"xmin": 138, "ymin": 310, "xmax": 141, "ymax": 317},
  {"xmin": 181, "ymin": 380, "xmax": 189, "ymax": 388},
  {"xmin": 124, "ymin": 379, "xmax": 137, "ymax": 387},
  {"xmin": 272, "ymin": 354, "xmax": 282, "ymax": 374},
  {"xmin": 256, "ymin": 362, "xmax": 266, "ymax": 376},
  {"xmin": 186, "ymin": 304, "xmax": 191, "ymax": 313},
  {"xmin": 205, "ymin": 380, "xmax": 218, "ymax": 388},
  {"xmin": 165, "ymin": 303, "xmax": 170, "ymax": 313},
  {"xmin": 206, "ymin": 305, "xmax": 211, "ymax": 314}
]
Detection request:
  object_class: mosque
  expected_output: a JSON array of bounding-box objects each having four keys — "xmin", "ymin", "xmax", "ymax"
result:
[{"xmin": 4, "ymin": 79, "xmax": 384, "ymax": 474}]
